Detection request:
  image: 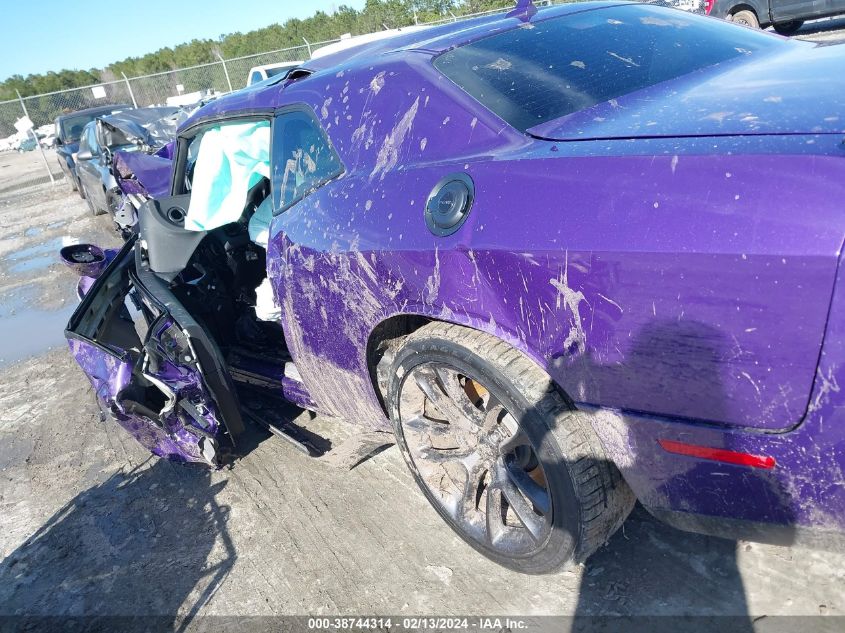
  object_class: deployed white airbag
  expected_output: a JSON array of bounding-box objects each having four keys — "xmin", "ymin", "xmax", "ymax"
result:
[
  {"xmin": 185, "ymin": 121, "xmax": 271, "ymax": 232},
  {"xmin": 248, "ymin": 195, "xmax": 273, "ymax": 248}
]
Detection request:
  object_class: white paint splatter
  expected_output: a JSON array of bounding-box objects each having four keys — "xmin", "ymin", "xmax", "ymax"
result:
[
  {"xmin": 369, "ymin": 71, "xmax": 386, "ymax": 95},
  {"xmin": 549, "ymin": 256, "xmax": 587, "ymax": 356},
  {"xmin": 424, "ymin": 248, "xmax": 441, "ymax": 303},
  {"xmin": 371, "ymin": 97, "xmax": 419, "ymax": 181},
  {"xmin": 809, "ymin": 365, "xmax": 840, "ymax": 413},
  {"xmin": 608, "ymin": 51, "xmax": 640, "ymax": 67},
  {"xmin": 487, "ymin": 57, "xmax": 512, "ymax": 71}
]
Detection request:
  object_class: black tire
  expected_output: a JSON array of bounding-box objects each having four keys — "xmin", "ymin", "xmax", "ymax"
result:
[
  {"xmin": 730, "ymin": 9, "xmax": 760, "ymax": 28},
  {"xmin": 773, "ymin": 20, "xmax": 803, "ymax": 34},
  {"xmin": 385, "ymin": 322, "xmax": 635, "ymax": 574},
  {"xmin": 81, "ymin": 183, "xmax": 103, "ymax": 216},
  {"xmin": 106, "ymin": 189, "xmax": 121, "ymax": 218},
  {"xmin": 61, "ymin": 163, "xmax": 78, "ymax": 192}
]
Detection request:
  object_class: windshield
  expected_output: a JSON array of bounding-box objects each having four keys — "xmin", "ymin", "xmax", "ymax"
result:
[
  {"xmin": 58, "ymin": 114, "xmax": 99, "ymax": 144},
  {"xmin": 433, "ymin": 5, "xmax": 787, "ymax": 133},
  {"xmin": 265, "ymin": 65, "xmax": 295, "ymax": 78},
  {"xmin": 58, "ymin": 107, "xmax": 128, "ymax": 143}
]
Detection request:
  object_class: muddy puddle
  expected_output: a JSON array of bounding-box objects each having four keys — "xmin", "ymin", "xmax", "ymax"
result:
[
  {"xmin": 0, "ymin": 184, "xmax": 120, "ymax": 367},
  {"xmin": 0, "ymin": 283, "xmax": 76, "ymax": 368},
  {"xmin": 0, "ymin": 304, "xmax": 75, "ymax": 367},
  {"xmin": 4, "ymin": 236, "xmax": 78, "ymax": 275}
]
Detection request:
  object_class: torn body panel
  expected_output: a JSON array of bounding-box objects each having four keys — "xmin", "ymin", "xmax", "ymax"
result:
[{"xmin": 65, "ymin": 240, "xmax": 239, "ymax": 465}]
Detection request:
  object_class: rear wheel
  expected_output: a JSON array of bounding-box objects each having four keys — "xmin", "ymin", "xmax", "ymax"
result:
[
  {"xmin": 773, "ymin": 20, "xmax": 803, "ymax": 34},
  {"xmin": 730, "ymin": 9, "xmax": 760, "ymax": 28},
  {"xmin": 386, "ymin": 323, "xmax": 635, "ymax": 574}
]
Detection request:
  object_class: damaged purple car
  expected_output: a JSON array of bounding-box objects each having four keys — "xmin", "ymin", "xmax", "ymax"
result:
[{"xmin": 63, "ymin": 2, "xmax": 845, "ymax": 573}]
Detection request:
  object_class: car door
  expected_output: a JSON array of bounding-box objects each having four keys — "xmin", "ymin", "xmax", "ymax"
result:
[
  {"xmin": 87, "ymin": 125, "xmax": 108, "ymax": 210},
  {"xmin": 770, "ymin": 0, "xmax": 825, "ymax": 21}
]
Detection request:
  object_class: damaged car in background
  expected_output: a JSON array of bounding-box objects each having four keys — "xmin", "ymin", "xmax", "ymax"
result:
[
  {"xmin": 111, "ymin": 144, "xmax": 175, "ymax": 237},
  {"xmin": 54, "ymin": 104, "xmax": 132, "ymax": 194},
  {"xmin": 61, "ymin": 2, "xmax": 845, "ymax": 574},
  {"xmin": 75, "ymin": 107, "xmax": 185, "ymax": 228}
]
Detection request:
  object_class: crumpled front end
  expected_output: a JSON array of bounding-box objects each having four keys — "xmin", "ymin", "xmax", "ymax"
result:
[
  {"xmin": 65, "ymin": 239, "xmax": 234, "ymax": 466},
  {"xmin": 111, "ymin": 149, "xmax": 173, "ymax": 236}
]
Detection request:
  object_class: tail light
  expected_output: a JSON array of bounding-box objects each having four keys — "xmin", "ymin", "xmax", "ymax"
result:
[
  {"xmin": 704, "ymin": 0, "xmax": 714, "ymax": 14},
  {"xmin": 658, "ymin": 439, "xmax": 776, "ymax": 469}
]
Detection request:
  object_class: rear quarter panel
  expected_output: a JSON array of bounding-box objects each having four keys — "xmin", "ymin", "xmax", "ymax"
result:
[{"xmin": 268, "ymin": 56, "xmax": 845, "ymax": 434}]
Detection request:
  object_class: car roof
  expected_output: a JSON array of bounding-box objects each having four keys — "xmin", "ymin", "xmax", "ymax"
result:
[
  {"xmin": 56, "ymin": 104, "xmax": 132, "ymax": 121},
  {"xmin": 182, "ymin": 1, "xmax": 625, "ymax": 128},
  {"xmin": 251, "ymin": 61, "xmax": 302, "ymax": 71},
  {"xmin": 300, "ymin": 1, "xmax": 627, "ymax": 72}
]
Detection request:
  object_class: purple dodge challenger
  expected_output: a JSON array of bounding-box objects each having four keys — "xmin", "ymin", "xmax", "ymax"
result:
[{"xmin": 62, "ymin": 2, "xmax": 845, "ymax": 573}]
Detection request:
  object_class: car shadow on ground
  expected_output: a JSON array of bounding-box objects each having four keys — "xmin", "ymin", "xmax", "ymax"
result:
[
  {"xmin": 554, "ymin": 318, "xmax": 798, "ymax": 626},
  {"xmin": 0, "ymin": 459, "xmax": 234, "ymax": 631},
  {"xmin": 0, "ymin": 319, "xmax": 802, "ymax": 626},
  {"xmin": 791, "ymin": 15, "xmax": 845, "ymax": 35}
]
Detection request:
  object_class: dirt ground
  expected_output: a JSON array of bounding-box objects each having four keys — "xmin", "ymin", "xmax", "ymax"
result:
[
  {"xmin": 0, "ymin": 183, "xmax": 844, "ymax": 625},
  {"xmin": 0, "ymin": 149, "xmax": 64, "ymax": 195}
]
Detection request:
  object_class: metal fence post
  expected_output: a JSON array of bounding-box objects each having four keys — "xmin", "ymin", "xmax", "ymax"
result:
[
  {"xmin": 302, "ymin": 37, "xmax": 312, "ymax": 59},
  {"xmin": 121, "ymin": 72, "xmax": 138, "ymax": 108},
  {"xmin": 15, "ymin": 90, "xmax": 55, "ymax": 185},
  {"xmin": 216, "ymin": 53, "xmax": 234, "ymax": 93}
]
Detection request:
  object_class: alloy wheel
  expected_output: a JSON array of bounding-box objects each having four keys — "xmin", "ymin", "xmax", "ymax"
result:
[{"xmin": 398, "ymin": 362, "xmax": 552, "ymax": 556}]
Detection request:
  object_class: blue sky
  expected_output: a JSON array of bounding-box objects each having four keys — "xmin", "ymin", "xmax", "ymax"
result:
[{"xmin": 1, "ymin": 0, "xmax": 364, "ymax": 80}]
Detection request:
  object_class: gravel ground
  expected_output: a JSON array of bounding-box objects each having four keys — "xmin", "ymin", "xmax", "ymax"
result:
[
  {"xmin": 793, "ymin": 16, "xmax": 845, "ymax": 42},
  {"xmin": 0, "ymin": 183, "xmax": 844, "ymax": 624},
  {"xmin": 0, "ymin": 149, "xmax": 64, "ymax": 194}
]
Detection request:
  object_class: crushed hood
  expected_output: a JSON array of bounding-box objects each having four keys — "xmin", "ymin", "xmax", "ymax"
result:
[
  {"xmin": 527, "ymin": 42, "xmax": 845, "ymax": 141},
  {"xmin": 113, "ymin": 150, "xmax": 172, "ymax": 199},
  {"xmin": 99, "ymin": 107, "xmax": 186, "ymax": 149}
]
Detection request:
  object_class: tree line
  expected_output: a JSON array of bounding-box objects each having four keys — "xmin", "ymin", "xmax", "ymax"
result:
[{"xmin": 0, "ymin": 0, "xmax": 513, "ymax": 101}]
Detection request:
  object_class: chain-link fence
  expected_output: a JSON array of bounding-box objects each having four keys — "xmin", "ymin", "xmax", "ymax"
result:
[
  {"xmin": 0, "ymin": 39, "xmax": 342, "ymax": 193},
  {"xmin": 0, "ymin": 3, "xmax": 525, "ymax": 194}
]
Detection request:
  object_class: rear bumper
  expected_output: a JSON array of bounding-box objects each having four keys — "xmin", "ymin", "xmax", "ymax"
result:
[
  {"xmin": 589, "ymin": 226, "xmax": 845, "ymax": 543},
  {"xmin": 590, "ymin": 404, "xmax": 845, "ymax": 542}
]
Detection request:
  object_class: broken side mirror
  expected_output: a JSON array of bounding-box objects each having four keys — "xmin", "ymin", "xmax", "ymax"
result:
[{"xmin": 60, "ymin": 243, "xmax": 108, "ymax": 278}]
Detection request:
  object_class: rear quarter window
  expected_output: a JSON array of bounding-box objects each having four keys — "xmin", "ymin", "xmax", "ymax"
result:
[
  {"xmin": 433, "ymin": 5, "xmax": 785, "ymax": 132},
  {"xmin": 271, "ymin": 109, "xmax": 343, "ymax": 214}
]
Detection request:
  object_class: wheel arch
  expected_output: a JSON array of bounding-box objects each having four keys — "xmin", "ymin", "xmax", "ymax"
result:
[
  {"xmin": 727, "ymin": 2, "xmax": 768, "ymax": 25},
  {"xmin": 365, "ymin": 307, "xmax": 564, "ymax": 418}
]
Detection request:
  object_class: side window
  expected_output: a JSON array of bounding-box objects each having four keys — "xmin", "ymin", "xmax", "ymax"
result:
[
  {"xmin": 249, "ymin": 71, "xmax": 263, "ymax": 86},
  {"xmin": 78, "ymin": 128, "xmax": 90, "ymax": 154},
  {"xmin": 182, "ymin": 127, "xmax": 208, "ymax": 191},
  {"xmin": 271, "ymin": 109, "xmax": 342, "ymax": 214},
  {"xmin": 87, "ymin": 125, "xmax": 100, "ymax": 154}
]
